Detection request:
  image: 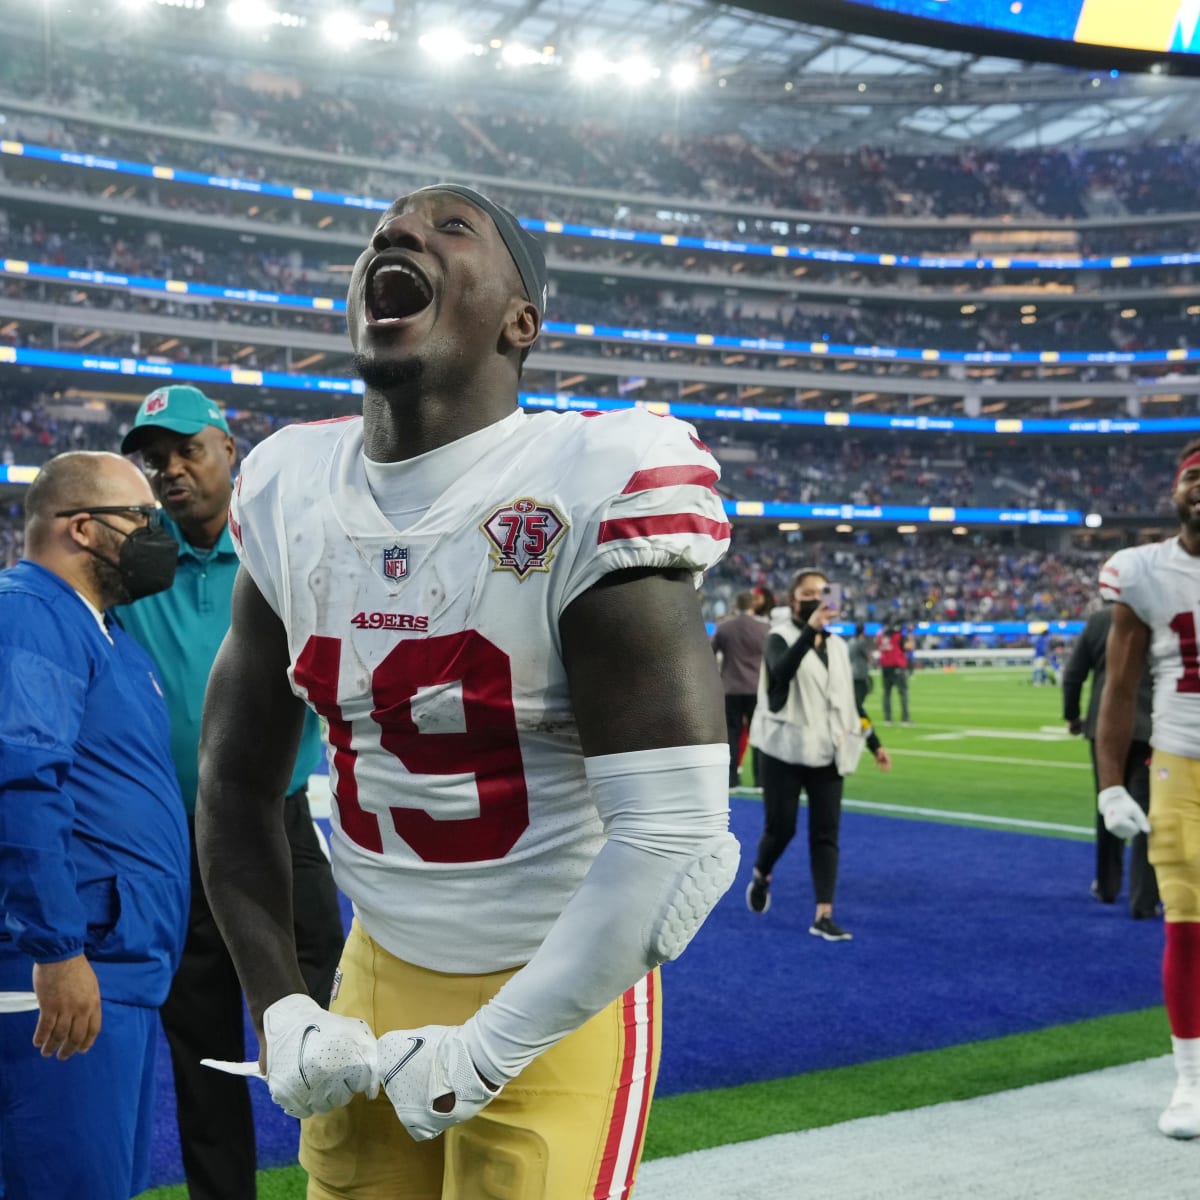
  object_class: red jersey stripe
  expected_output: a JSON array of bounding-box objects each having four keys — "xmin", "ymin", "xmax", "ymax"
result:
[
  {"xmin": 597, "ymin": 514, "xmax": 732, "ymax": 545},
  {"xmin": 621, "ymin": 465, "xmax": 719, "ymax": 496}
]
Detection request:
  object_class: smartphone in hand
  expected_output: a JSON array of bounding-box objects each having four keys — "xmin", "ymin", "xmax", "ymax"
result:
[{"xmin": 821, "ymin": 582, "xmax": 843, "ymax": 612}]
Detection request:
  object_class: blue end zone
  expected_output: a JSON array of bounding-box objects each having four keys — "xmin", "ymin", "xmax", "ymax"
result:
[
  {"xmin": 146, "ymin": 804, "xmax": 1164, "ymax": 1186},
  {"xmin": 655, "ymin": 799, "xmax": 1164, "ymax": 1096}
]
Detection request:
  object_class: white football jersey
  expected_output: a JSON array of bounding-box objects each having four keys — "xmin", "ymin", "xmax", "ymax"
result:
[
  {"xmin": 230, "ymin": 407, "xmax": 730, "ymax": 973},
  {"xmin": 1099, "ymin": 538, "xmax": 1200, "ymax": 760}
]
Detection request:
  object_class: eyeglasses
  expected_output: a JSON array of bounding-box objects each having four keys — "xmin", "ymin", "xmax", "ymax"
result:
[{"xmin": 56, "ymin": 504, "xmax": 163, "ymax": 528}]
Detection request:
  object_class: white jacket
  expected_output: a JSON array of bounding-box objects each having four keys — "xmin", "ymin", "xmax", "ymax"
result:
[{"xmin": 749, "ymin": 619, "xmax": 867, "ymax": 775}]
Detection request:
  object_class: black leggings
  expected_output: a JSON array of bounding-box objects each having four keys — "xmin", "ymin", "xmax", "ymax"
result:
[{"xmin": 754, "ymin": 755, "xmax": 844, "ymax": 906}]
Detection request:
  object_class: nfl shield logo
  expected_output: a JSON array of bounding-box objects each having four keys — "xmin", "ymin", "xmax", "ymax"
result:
[
  {"xmin": 145, "ymin": 390, "xmax": 168, "ymax": 415},
  {"xmin": 382, "ymin": 545, "xmax": 408, "ymax": 580}
]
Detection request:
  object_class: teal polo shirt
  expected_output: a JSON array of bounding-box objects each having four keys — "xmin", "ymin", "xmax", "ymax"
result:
[{"xmin": 114, "ymin": 515, "xmax": 322, "ymax": 814}]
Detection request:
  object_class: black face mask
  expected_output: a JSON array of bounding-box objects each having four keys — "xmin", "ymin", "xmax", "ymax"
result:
[
  {"xmin": 795, "ymin": 599, "xmax": 821, "ymax": 625},
  {"xmin": 85, "ymin": 521, "xmax": 179, "ymax": 602}
]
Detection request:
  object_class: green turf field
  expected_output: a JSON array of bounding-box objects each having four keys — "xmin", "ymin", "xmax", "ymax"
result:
[
  {"xmin": 138, "ymin": 668, "xmax": 1136, "ymax": 1200},
  {"xmin": 740, "ymin": 666, "xmax": 1097, "ymax": 838}
]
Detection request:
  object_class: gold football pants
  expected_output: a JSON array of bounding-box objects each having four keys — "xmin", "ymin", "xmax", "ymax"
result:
[{"xmin": 301, "ymin": 920, "xmax": 662, "ymax": 1200}]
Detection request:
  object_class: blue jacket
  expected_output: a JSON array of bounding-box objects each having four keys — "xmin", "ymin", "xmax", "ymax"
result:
[{"xmin": 0, "ymin": 561, "xmax": 189, "ymax": 1007}]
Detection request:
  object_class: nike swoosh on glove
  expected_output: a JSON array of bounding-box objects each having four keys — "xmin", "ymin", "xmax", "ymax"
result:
[
  {"xmin": 262, "ymin": 993, "xmax": 380, "ymax": 1119},
  {"xmin": 379, "ymin": 1024, "xmax": 501, "ymax": 1141},
  {"xmin": 1098, "ymin": 785, "xmax": 1152, "ymax": 840}
]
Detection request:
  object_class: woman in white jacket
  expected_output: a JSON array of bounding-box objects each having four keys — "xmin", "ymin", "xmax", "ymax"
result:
[{"xmin": 747, "ymin": 569, "xmax": 891, "ymax": 940}]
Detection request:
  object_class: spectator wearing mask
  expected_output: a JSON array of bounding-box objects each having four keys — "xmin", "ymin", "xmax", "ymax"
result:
[
  {"xmin": 0, "ymin": 451, "xmax": 188, "ymax": 1200},
  {"xmin": 746, "ymin": 569, "xmax": 891, "ymax": 941}
]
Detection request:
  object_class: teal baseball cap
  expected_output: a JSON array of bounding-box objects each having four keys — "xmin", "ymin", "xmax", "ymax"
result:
[{"xmin": 121, "ymin": 385, "xmax": 231, "ymax": 454}]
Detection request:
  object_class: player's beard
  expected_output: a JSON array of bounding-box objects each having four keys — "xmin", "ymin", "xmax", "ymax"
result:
[
  {"xmin": 1175, "ymin": 493, "xmax": 1200, "ymax": 533},
  {"xmin": 353, "ymin": 352, "xmax": 425, "ymax": 395}
]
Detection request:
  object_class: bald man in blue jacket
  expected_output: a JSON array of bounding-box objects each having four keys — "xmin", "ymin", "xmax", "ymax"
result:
[{"xmin": 0, "ymin": 451, "xmax": 188, "ymax": 1200}]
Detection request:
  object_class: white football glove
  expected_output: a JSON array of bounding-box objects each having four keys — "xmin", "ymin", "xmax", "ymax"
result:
[
  {"xmin": 379, "ymin": 1024, "xmax": 501, "ymax": 1141},
  {"xmin": 262, "ymin": 993, "xmax": 380, "ymax": 1119},
  {"xmin": 1098, "ymin": 786, "xmax": 1151, "ymax": 840}
]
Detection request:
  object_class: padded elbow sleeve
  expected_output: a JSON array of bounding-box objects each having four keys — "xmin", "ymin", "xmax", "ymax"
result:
[
  {"xmin": 647, "ymin": 831, "xmax": 740, "ymax": 960},
  {"xmin": 461, "ymin": 743, "xmax": 738, "ymax": 1084},
  {"xmin": 585, "ymin": 743, "xmax": 739, "ymax": 963}
]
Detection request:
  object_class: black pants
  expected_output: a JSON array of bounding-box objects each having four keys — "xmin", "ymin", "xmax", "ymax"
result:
[
  {"xmin": 754, "ymin": 755, "xmax": 844, "ymax": 905},
  {"xmin": 854, "ymin": 677, "xmax": 871, "ymax": 711},
  {"xmin": 724, "ymin": 693, "xmax": 757, "ymax": 786},
  {"xmin": 1090, "ymin": 739, "xmax": 1159, "ymax": 917},
  {"xmin": 162, "ymin": 787, "xmax": 344, "ymax": 1200},
  {"xmin": 881, "ymin": 666, "xmax": 909, "ymax": 722}
]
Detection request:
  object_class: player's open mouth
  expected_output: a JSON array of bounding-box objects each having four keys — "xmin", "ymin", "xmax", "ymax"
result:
[{"xmin": 365, "ymin": 256, "xmax": 434, "ymax": 325}]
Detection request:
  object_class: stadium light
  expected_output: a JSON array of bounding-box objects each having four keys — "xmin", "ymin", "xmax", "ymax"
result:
[
  {"xmin": 572, "ymin": 50, "xmax": 609, "ymax": 83},
  {"xmin": 418, "ymin": 27, "xmax": 478, "ymax": 61},
  {"xmin": 501, "ymin": 42, "xmax": 547, "ymax": 66},
  {"xmin": 835, "ymin": 524, "xmax": 854, "ymax": 533},
  {"xmin": 952, "ymin": 526, "xmax": 969, "ymax": 535},
  {"xmin": 897, "ymin": 525, "xmax": 917, "ymax": 534},
  {"xmin": 227, "ymin": 0, "xmax": 276, "ymax": 26},
  {"xmin": 321, "ymin": 11, "xmax": 359, "ymax": 45},
  {"xmin": 669, "ymin": 62, "xmax": 698, "ymax": 90},
  {"xmin": 618, "ymin": 55, "xmax": 656, "ymax": 86},
  {"xmin": 1085, "ymin": 513, "xmax": 1104, "ymax": 529}
]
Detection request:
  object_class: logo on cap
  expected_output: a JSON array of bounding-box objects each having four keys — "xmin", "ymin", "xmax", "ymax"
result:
[{"xmin": 145, "ymin": 391, "xmax": 169, "ymax": 415}]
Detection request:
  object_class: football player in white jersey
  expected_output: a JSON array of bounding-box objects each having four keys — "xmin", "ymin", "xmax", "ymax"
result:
[
  {"xmin": 1097, "ymin": 438, "xmax": 1200, "ymax": 1139},
  {"xmin": 195, "ymin": 184, "xmax": 740, "ymax": 1199}
]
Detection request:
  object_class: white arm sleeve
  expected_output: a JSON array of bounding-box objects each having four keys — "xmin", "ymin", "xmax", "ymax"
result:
[{"xmin": 458, "ymin": 742, "xmax": 738, "ymax": 1085}]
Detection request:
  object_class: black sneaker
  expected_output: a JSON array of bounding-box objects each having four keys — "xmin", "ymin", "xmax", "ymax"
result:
[
  {"xmin": 809, "ymin": 915, "xmax": 852, "ymax": 941},
  {"xmin": 746, "ymin": 874, "xmax": 771, "ymax": 914}
]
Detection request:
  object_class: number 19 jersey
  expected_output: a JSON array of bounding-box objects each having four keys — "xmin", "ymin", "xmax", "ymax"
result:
[
  {"xmin": 229, "ymin": 407, "xmax": 730, "ymax": 973},
  {"xmin": 1100, "ymin": 537, "xmax": 1200, "ymax": 761}
]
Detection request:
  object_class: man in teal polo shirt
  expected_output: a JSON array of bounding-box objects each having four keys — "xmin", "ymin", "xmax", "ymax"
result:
[{"xmin": 116, "ymin": 385, "xmax": 343, "ymax": 1200}]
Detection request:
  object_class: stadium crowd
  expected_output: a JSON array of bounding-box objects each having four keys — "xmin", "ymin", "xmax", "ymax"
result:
[
  {"xmin": 706, "ymin": 531, "xmax": 1109, "ymax": 624},
  {"xmin": 4, "ymin": 47, "xmax": 1200, "ymax": 256},
  {"xmin": 0, "ymin": 392, "xmax": 1182, "ymax": 517},
  {"xmin": 715, "ymin": 433, "xmax": 1175, "ymax": 516}
]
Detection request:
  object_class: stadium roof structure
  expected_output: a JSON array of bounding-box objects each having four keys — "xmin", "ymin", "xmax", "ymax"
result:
[
  {"xmin": 20, "ymin": 0, "xmax": 1200, "ymax": 153},
  {"xmin": 71, "ymin": 0, "xmax": 1200, "ymax": 152}
]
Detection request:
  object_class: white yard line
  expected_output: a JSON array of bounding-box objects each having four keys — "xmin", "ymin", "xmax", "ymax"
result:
[
  {"xmin": 841, "ymin": 797, "xmax": 1091, "ymax": 835},
  {"xmin": 919, "ymin": 729, "xmax": 1073, "ymax": 743},
  {"xmin": 888, "ymin": 748, "xmax": 1090, "ymax": 771}
]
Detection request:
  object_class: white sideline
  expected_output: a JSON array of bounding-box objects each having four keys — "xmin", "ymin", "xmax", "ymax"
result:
[
  {"xmin": 636, "ymin": 1057, "xmax": 1199, "ymax": 1200},
  {"xmin": 889, "ymin": 748, "xmax": 1091, "ymax": 771},
  {"xmin": 841, "ymin": 796, "xmax": 1091, "ymax": 836}
]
